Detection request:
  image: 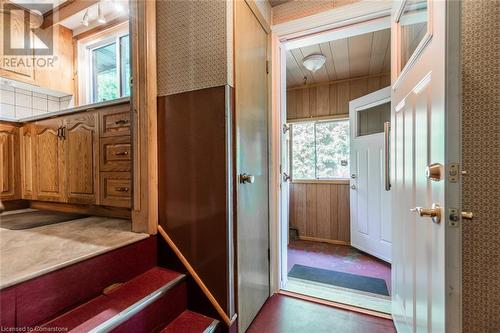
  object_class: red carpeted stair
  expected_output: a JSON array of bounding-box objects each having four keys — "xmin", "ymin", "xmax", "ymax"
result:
[{"xmin": 41, "ymin": 267, "xmax": 219, "ymax": 333}]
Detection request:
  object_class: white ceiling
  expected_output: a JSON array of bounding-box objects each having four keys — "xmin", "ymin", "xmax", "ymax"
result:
[
  {"xmin": 10, "ymin": 0, "xmax": 67, "ymax": 14},
  {"xmin": 286, "ymin": 28, "xmax": 391, "ymax": 88},
  {"xmin": 59, "ymin": 0, "xmax": 129, "ymax": 35}
]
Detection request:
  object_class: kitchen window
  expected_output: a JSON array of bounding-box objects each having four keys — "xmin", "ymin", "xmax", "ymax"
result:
[
  {"xmin": 291, "ymin": 119, "xmax": 350, "ymax": 181},
  {"xmin": 90, "ymin": 34, "xmax": 130, "ymax": 103}
]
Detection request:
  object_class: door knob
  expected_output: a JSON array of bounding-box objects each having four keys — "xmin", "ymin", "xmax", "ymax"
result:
[
  {"xmin": 410, "ymin": 203, "xmax": 441, "ymax": 223},
  {"xmin": 283, "ymin": 172, "xmax": 291, "ymax": 182},
  {"xmin": 239, "ymin": 173, "xmax": 255, "ymax": 184}
]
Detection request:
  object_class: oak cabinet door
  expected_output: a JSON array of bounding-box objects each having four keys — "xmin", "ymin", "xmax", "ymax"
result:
[
  {"xmin": 35, "ymin": 119, "xmax": 66, "ymax": 202},
  {"xmin": 65, "ymin": 113, "xmax": 98, "ymax": 204},
  {"xmin": 20, "ymin": 124, "xmax": 36, "ymax": 200},
  {"xmin": 0, "ymin": 123, "xmax": 20, "ymax": 200}
]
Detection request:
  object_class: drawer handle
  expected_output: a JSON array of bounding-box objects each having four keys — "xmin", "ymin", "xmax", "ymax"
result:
[
  {"xmin": 115, "ymin": 151, "xmax": 129, "ymax": 156},
  {"xmin": 115, "ymin": 119, "xmax": 129, "ymax": 125},
  {"xmin": 115, "ymin": 187, "xmax": 129, "ymax": 192}
]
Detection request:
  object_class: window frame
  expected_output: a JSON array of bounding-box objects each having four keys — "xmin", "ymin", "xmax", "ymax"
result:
[
  {"xmin": 289, "ymin": 117, "xmax": 350, "ymax": 184},
  {"xmin": 88, "ymin": 31, "xmax": 129, "ymax": 103},
  {"xmin": 77, "ymin": 23, "xmax": 130, "ymax": 104}
]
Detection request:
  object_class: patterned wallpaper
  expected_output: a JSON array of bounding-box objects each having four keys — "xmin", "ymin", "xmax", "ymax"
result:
[
  {"xmin": 272, "ymin": 0, "xmax": 358, "ymax": 25},
  {"xmin": 461, "ymin": 1, "xmax": 500, "ymax": 332},
  {"xmin": 156, "ymin": 0, "xmax": 233, "ymax": 96}
]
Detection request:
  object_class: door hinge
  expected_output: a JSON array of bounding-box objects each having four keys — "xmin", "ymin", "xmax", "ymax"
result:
[{"xmin": 283, "ymin": 124, "xmax": 290, "ymax": 134}]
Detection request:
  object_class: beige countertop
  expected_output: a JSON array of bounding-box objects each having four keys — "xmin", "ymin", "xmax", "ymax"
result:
[{"xmin": 0, "ymin": 215, "xmax": 148, "ymax": 289}]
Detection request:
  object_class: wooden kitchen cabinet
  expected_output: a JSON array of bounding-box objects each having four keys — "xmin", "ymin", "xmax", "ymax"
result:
[
  {"xmin": 64, "ymin": 112, "xmax": 98, "ymax": 204},
  {"xmin": 20, "ymin": 124, "xmax": 36, "ymax": 200},
  {"xmin": 34, "ymin": 118, "xmax": 66, "ymax": 202},
  {"xmin": 0, "ymin": 123, "xmax": 20, "ymax": 201}
]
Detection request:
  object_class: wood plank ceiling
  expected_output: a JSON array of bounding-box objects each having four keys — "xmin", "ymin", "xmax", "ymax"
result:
[{"xmin": 286, "ymin": 29, "xmax": 391, "ymax": 88}]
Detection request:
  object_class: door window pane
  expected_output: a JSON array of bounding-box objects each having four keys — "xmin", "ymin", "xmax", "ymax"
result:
[
  {"xmin": 400, "ymin": 0, "xmax": 428, "ymax": 70},
  {"xmin": 120, "ymin": 35, "xmax": 130, "ymax": 97},
  {"xmin": 316, "ymin": 120, "xmax": 350, "ymax": 179},
  {"xmin": 357, "ymin": 102, "xmax": 391, "ymax": 136},
  {"xmin": 92, "ymin": 43, "xmax": 118, "ymax": 102},
  {"xmin": 291, "ymin": 122, "xmax": 315, "ymax": 179}
]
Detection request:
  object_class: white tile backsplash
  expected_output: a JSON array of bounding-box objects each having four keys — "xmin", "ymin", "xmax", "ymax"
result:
[
  {"xmin": 0, "ymin": 89, "xmax": 15, "ymax": 105},
  {"xmin": 0, "ymin": 85, "xmax": 72, "ymax": 120},
  {"xmin": 15, "ymin": 92, "xmax": 32, "ymax": 108},
  {"xmin": 15, "ymin": 106, "xmax": 32, "ymax": 118},
  {"xmin": 0, "ymin": 103, "xmax": 15, "ymax": 118},
  {"xmin": 48, "ymin": 99, "xmax": 60, "ymax": 112}
]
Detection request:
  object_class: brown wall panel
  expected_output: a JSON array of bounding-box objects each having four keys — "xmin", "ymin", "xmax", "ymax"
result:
[
  {"xmin": 289, "ymin": 182, "xmax": 350, "ymax": 243},
  {"xmin": 157, "ymin": 86, "xmax": 232, "ymax": 313},
  {"xmin": 286, "ymin": 75, "xmax": 390, "ymax": 121}
]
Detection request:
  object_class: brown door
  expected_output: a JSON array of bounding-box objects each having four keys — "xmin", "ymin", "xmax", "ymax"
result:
[
  {"xmin": 235, "ymin": 1, "xmax": 269, "ymax": 331},
  {"xmin": 0, "ymin": 123, "xmax": 20, "ymax": 200},
  {"xmin": 35, "ymin": 118, "xmax": 66, "ymax": 202},
  {"xmin": 64, "ymin": 112, "xmax": 98, "ymax": 204}
]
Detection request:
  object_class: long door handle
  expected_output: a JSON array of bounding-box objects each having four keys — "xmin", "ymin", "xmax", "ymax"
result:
[{"xmin": 384, "ymin": 122, "xmax": 391, "ymax": 191}]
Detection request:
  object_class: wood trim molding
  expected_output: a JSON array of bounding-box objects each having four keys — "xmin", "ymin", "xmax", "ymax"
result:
[
  {"xmin": 73, "ymin": 17, "xmax": 128, "ymax": 41},
  {"xmin": 245, "ymin": 0, "xmax": 271, "ymax": 33},
  {"xmin": 277, "ymin": 290, "xmax": 392, "ymax": 320},
  {"xmin": 297, "ymin": 235, "xmax": 350, "ymax": 246},
  {"xmin": 29, "ymin": 201, "xmax": 131, "ymax": 219},
  {"xmin": 42, "ymin": 0, "xmax": 99, "ymax": 29},
  {"xmin": 158, "ymin": 225, "xmax": 235, "ymax": 327},
  {"xmin": 287, "ymin": 113, "xmax": 349, "ymax": 123},
  {"xmin": 287, "ymin": 72, "xmax": 390, "ymax": 91},
  {"xmin": 130, "ymin": 0, "xmax": 157, "ymax": 234},
  {"xmin": 291, "ymin": 179, "xmax": 349, "ymax": 185}
]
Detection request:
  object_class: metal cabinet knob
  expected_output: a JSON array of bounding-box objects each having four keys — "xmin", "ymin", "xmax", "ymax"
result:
[
  {"xmin": 240, "ymin": 173, "xmax": 255, "ymax": 184},
  {"xmin": 410, "ymin": 203, "xmax": 441, "ymax": 223}
]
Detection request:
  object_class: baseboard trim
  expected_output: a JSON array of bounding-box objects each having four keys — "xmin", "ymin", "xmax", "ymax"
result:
[
  {"xmin": 278, "ymin": 290, "xmax": 392, "ymax": 320},
  {"xmin": 298, "ymin": 236, "xmax": 350, "ymax": 246}
]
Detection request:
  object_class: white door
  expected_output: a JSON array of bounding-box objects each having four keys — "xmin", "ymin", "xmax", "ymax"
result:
[
  {"xmin": 391, "ymin": 0, "xmax": 451, "ymax": 332},
  {"xmin": 349, "ymin": 87, "xmax": 392, "ymax": 263}
]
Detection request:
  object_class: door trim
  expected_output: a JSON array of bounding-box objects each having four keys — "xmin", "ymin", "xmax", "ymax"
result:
[{"xmin": 270, "ymin": 3, "xmax": 392, "ymax": 295}]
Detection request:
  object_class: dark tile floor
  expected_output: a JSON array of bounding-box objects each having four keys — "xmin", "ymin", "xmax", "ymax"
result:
[
  {"xmin": 288, "ymin": 240, "xmax": 392, "ymax": 292},
  {"xmin": 247, "ymin": 294, "xmax": 396, "ymax": 333}
]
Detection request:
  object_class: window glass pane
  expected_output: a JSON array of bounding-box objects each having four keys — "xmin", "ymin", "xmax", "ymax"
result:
[
  {"xmin": 315, "ymin": 120, "xmax": 350, "ymax": 179},
  {"xmin": 120, "ymin": 35, "xmax": 130, "ymax": 97},
  {"xmin": 400, "ymin": 0, "xmax": 428, "ymax": 70},
  {"xmin": 357, "ymin": 102, "xmax": 391, "ymax": 136},
  {"xmin": 291, "ymin": 122, "xmax": 315, "ymax": 179},
  {"xmin": 92, "ymin": 43, "xmax": 118, "ymax": 102}
]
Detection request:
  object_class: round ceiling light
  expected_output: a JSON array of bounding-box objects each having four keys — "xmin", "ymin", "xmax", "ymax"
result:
[{"xmin": 302, "ymin": 54, "xmax": 326, "ymax": 73}]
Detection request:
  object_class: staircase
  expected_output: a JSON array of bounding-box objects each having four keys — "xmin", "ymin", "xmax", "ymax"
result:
[{"xmin": 41, "ymin": 267, "xmax": 219, "ymax": 333}]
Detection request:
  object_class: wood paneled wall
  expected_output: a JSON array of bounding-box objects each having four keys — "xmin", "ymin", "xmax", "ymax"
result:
[
  {"xmin": 286, "ymin": 74, "xmax": 390, "ymax": 121},
  {"xmin": 289, "ymin": 182, "xmax": 350, "ymax": 244}
]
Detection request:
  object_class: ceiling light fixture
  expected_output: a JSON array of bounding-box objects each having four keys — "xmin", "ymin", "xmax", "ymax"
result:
[
  {"xmin": 302, "ymin": 54, "xmax": 326, "ymax": 73},
  {"xmin": 97, "ymin": 4, "xmax": 106, "ymax": 24},
  {"xmin": 81, "ymin": 9, "xmax": 89, "ymax": 26},
  {"xmin": 113, "ymin": 0, "xmax": 125, "ymax": 12}
]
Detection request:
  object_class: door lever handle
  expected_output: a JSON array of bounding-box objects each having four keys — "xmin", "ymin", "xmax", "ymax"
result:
[
  {"xmin": 239, "ymin": 173, "xmax": 255, "ymax": 184},
  {"xmin": 410, "ymin": 203, "xmax": 441, "ymax": 223},
  {"xmin": 283, "ymin": 172, "xmax": 291, "ymax": 182}
]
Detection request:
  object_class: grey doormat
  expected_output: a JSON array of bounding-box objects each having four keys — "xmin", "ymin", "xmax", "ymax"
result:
[
  {"xmin": 0, "ymin": 210, "xmax": 89, "ymax": 230},
  {"xmin": 288, "ymin": 264, "xmax": 389, "ymax": 296}
]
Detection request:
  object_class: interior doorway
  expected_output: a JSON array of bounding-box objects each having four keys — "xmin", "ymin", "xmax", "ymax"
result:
[{"xmin": 274, "ymin": 12, "xmax": 393, "ymax": 315}]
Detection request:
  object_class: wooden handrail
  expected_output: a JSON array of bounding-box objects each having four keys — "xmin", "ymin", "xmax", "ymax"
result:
[{"xmin": 157, "ymin": 225, "xmax": 235, "ymax": 327}]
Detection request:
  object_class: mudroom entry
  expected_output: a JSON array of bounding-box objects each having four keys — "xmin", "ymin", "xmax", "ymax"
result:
[{"xmin": 279, "ymin": 25, "xmax": 393, "ymax": 314}]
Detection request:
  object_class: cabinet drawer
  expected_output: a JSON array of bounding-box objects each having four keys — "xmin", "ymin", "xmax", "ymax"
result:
[
  {"xmin": 100, "ymin": 172, "xmax": 131, "ymax": 208},
  {"xmin": 99, "ymin": 105, "xmax": 131, "ymax": 137},
  {"xmin": 100, "ymin": 136, "xmax": 132, "ymax": 172}
]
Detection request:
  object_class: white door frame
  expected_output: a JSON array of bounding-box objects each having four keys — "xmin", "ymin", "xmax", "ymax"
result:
[
  {"xmin": 269, "ymin": 0, "xmax": 461, "ymax": 327},
  {"xmin": 269, "ymin": 0, "xmax": 392, "ymax": 294}
]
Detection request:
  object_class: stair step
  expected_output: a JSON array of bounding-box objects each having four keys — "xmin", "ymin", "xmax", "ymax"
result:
[
  {"xmin": 42, "ymin": 267, "xmax": 186, "ymax": 332},
  {"xmin": 160, "ymin": 310, "xmax": 219, "ymax": 333}
]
